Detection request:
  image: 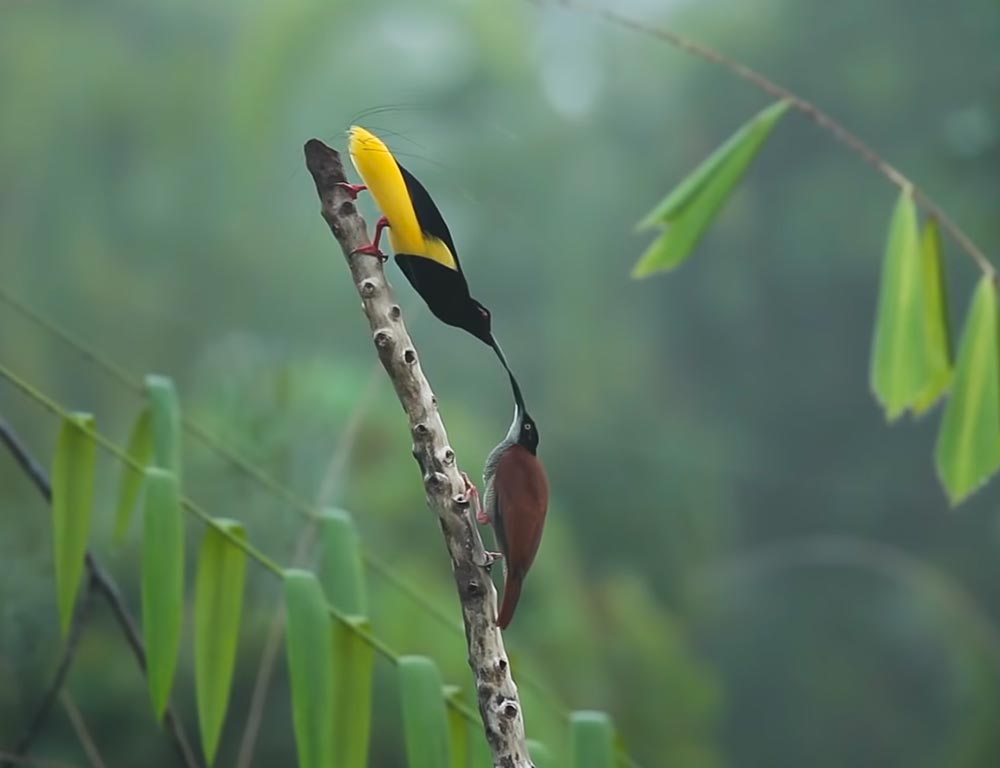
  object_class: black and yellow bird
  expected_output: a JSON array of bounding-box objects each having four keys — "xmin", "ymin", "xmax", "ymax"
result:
[
  {"xmin": 346, "ymin": 125, "xmax": 549, "ymax": 629},
  {"xmin": 344, "ymin": 125, "xmax": 516, "ymax": 378}
]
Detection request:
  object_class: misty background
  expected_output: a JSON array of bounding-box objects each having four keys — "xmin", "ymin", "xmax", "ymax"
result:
[{"xmin": 2, "ymin": 0, "xmax": 1000, "ymax": 766}]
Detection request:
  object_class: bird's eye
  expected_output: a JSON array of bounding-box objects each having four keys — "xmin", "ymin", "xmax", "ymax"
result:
[{"xmin": 525, "ymin": 424, "xmax": 532, "ymax": 431}]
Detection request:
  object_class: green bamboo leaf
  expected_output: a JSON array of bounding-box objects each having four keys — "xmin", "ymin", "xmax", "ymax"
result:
[
  {"xmin": 142, "ymin": 468, "xmax": 184, "ymax": 720},
  {"xmin": 145, "ymin": 374, "xmax": 181, "ymax": 481},
  {"xmin": 870, "ymin": 188, "xmax": 929, "ymax": 420},
  {"xmin": 912, "ymin": 218, "xmax": 953, "ymax": 414},
  {"xmin": 319, "ymin": 510, "xmax": 373, "ymax": 768},
  {"xmin": 194, "ymin": 519, "xmax": 247, "ymax": 766},
  {"xmin": 399, "ymin": 656, "xmax": 451, "ymax": 768},
  {"xmin": 570, "ymin": 711, "xmax": 614, "ymax": 768},
  {"xmin": 444, "ymin": 686, "xmax": 468, "ymax": 768},
  {"xmin": 51, "ymin": 412, "xmax": 96, "ymax": 636},
  {"xmin": 317, "ymin": 508, "xmax": 367, "ymax": 616},
  {"xmin": 526, "ymin": 740, "xmax": 553, "ymax": 768},
  {"xmin": 633, "ymin": 99, "xmax": 790, "ymax": 276},
  {"xmin": 332, "ymin": 616, "xmax": 374, "ymax": 768},
  {"xmin": 284, "ymin": 569, "xmax": 335, "ymax": 768},
  {"xmin": 935, "ymin": 276, "xmax": 1000, "ymax": 504},
  {"xmin": 113, "ymin": 405, "xmax": 152, "ymax": 543}
]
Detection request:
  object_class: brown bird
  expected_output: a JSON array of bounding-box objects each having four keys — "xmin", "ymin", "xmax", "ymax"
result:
[{"xmin": 471, "ymin": 373, "xmax": 549, "ymax": 629}]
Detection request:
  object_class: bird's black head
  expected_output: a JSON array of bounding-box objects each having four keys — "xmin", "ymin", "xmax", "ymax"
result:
[
  {"xmin": 465, "ymin": 301, "xmax": 493, "ymax": 346},
  {"xmin": 517, "ymin": 411, "xmax": 539, "ymax": 454}
]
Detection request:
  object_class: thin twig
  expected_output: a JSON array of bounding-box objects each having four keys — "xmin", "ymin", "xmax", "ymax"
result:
[
  {"xmin": 3, "ymin": 577, "xmax": 94, "ymax": 767},
  {"xmin": 234, "ymin": 522, "xmax": 316, "ymax": 768},
  {"xmin": 549, "ymin": 0, "xmax": 996, "ymax": 278},
  {"xmin": 236, "ymin": 364, "xmax": 377, "ymax": 768},
  {"xmin": 304, "ymin": 139, "xmax": 532, "ymax": 766},
  {"xmin": 0, "ymin": 417, "xmax": 200, "ymax": 768},
  {"xmin": 0, "ymin": 752, "xmax": 80, "ymax": 768},
  {"xmin": 58, "ymin": 693, "xmax": 108, "ymax": 768},
  {"xmin": 315, "ymin": 362, "xmax": 380, "ymax": 507}
]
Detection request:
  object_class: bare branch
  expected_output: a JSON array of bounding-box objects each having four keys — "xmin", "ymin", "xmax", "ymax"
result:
[
  {"xmin": 0, "ymin": 417, "xmax": 200, "ymax": 768},
  {"xmin": 304, "ymin": 139, "xmax": 532, "ymax": 767}
]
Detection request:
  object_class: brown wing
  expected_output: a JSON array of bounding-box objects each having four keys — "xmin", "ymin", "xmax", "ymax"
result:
[{"xmin": 494, "ymin": 446, "xmax": 549, "ymax": 578}]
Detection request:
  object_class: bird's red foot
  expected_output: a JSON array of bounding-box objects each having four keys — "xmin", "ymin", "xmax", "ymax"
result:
[
  {"xmin": 335, "ymin": 182, "xmax": 367, "ymax": 199},
  {"xmin": 350, "ymin": 243, "xmax": 388, "ymax": 262},
  {"xmin": 351, "ymin": 215, "xmax": 390, "ymax": 261},
  {"xmin": 460, "ymin": 471, "xmax": 488, "ymax": 523}
]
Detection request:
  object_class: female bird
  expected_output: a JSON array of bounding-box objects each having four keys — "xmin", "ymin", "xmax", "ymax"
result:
[
  {"xmin": 345, "ymin": 125, "xmax": 517, "ymax": 380},
  {"xmin": 477, "ymin": 373, "xmax": 549, "ymax": 629}
]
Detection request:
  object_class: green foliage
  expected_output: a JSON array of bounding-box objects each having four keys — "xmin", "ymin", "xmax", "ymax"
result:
[
  {"xmin": 320, "ymin": 509, "xmax": 373, "ymax": 768},
  {"xmin": 146, "ymin": 375, "xmax": 182, "ymax": 481},
  {"xmin": 113, "ymin": 405, "xmax": 152, "ymax": 543},
  {"xmin": 935, "ymin": 276, "xmax": 1000, "ymax": 504},
  {"xmin": 332, "ymin": 616, "xmax": 375, "ymax": 768},
  {"xmin": 7, "ymin": 0, "xmax": 999, "ymax": 765},
  {"xmin": 871, "ymin": 189, "xmax": 930, "ymax": 420},
  {"xmin": 284, "ymin": 569, "xmax": 336, "ymax": 768},
  {"xmin": 398, "ymin": 655, "xmax": 452, "ymax": 768},
  {"xmin": 633, "ymin": 99, "xmax": 789, "ymax": 276},
  {"xmin": 570, "ymin": 711, "xmax": 614, "ymax": 768},
  {"xmin": 444, "ymin": 685, "xmax": 468, "ymax": 768},
  {"xmin": 50, "ymin": 412, "xmax": 96, "ymax": 636},
  {"xmin": 912, "ymin": 219, "xmax": 953, "ymax": 414},
  {"xmin": 318, "ymin": 508, "xmax": 367, "ymax": 615},
  {"xmin": 194, "ymin": 519, "xmax": 247, "ymax": 765},
  {"xmin": 141, "ymin": 468, "xmax": 185, "ymax": 720}
]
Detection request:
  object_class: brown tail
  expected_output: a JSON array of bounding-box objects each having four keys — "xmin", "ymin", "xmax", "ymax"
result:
[{"xmin": 497, "ymin": 573, "xmax": 523, "ymax": 630}]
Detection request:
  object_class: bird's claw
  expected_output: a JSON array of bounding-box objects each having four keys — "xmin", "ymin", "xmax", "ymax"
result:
[
  {"xmin": 351, "ymin": 243, "xmax": 388, "ymax": 262},
  {"xmin": 335, "ymin": 182, "xmax": 367, "ymax": 200},
  {"xmin": 351, "ymin": 215, "xmax": 390, "ymax": 261},
  {"xmin": 460, "ymin": 471, "xmax": 487, "ymax": 523}
]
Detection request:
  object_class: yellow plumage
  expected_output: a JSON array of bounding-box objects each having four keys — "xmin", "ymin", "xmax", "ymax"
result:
[{"xmin": 347, "ymin": 126, "xmax": 457, "ymax": 271}]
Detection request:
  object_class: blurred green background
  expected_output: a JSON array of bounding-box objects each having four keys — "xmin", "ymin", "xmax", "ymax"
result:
[{"xmin": 2, "ymin": 0, "xmax": 999, "ymax": 765}]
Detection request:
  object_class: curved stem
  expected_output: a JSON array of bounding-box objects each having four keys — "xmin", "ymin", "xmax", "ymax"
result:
[{"xmin": 550, "ymin": 0, "xmax": 996, "ymax": 278}]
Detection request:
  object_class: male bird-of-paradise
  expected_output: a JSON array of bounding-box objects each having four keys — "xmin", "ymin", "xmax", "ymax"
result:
[
  {"xmin": 344, "ymin": 125, "xmax": 518, "ymax": 381},
  {"xmin": 468, "ymin": 373, "xmax": 549, "ymax": 629},
  {"xmin": 345, "ymin": 124, "xmax": 548, "ymax": 629}
]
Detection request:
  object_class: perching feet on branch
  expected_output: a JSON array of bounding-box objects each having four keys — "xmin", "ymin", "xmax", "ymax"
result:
[{"xmin": 350, "ymin": 215, "xmax": 390, "ymax": 261}]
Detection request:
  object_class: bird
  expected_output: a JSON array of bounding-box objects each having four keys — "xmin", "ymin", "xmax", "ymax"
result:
[
  {"xmin": 467, "ymin": 372, "xmax": 549, "ymax": 630},
  {"xmin": 343, "ymin": 125, "xmax": 518, "ymax": 382},
  {"xmin": 345, "ymin": 124, "xmax": 548, "ymax": 628}
]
